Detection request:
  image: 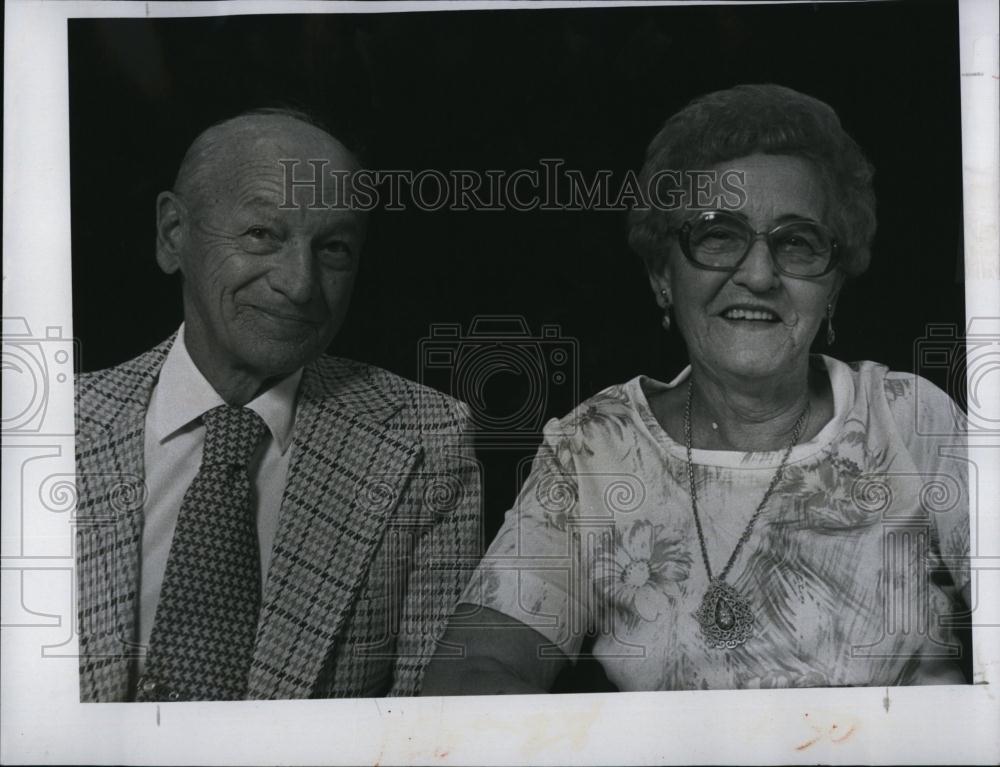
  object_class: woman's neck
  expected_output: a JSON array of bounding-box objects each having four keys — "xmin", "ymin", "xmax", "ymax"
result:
[{"xmin": 686, "ymin": 360, "xmax": 820, "ymax": 452}]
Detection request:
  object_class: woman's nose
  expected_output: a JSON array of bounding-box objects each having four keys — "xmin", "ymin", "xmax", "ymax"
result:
[{"xmin": 731, "ymin": 237, "xmax": 780, "ymax": 292}]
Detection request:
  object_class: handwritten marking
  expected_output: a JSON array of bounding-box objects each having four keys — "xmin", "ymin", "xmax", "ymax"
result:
[
  {"xmin": 796, "ymin": 735, "xmax": 821, "ymax": 751},
  {"xmin": 796, "ymin": 712, "xmax": 860, "ymax": 751},
  {"xmin": 831, "ymin": 724, "xmax": 857, "ymax": 743},
  {"xmin": 883, "ymin": 688, "xmax": 891, "ymax": 712},
  {"xmin": 156, "ymin": 705, "xmax": 160, "ymax": 726}
]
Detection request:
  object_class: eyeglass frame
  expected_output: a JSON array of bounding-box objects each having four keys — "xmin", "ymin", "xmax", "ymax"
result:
[{"xmin": 668, "ymin": 210, "xmax": 841, "ymax": 279}]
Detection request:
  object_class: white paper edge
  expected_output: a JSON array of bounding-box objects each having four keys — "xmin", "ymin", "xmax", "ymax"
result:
[{"xmin": 2, "ymin": 0, "xmax": 998, "ymax": 764}]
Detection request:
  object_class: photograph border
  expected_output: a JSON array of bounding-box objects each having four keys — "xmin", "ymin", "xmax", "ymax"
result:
[{"xmin": 2, "ymin": 0, "xmax": 998, "ymax": 764}]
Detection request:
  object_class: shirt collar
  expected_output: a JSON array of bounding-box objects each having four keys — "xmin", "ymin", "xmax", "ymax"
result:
[{"xmin": 148, "ymin": 325, "xmax": 303, "ymax": 454}]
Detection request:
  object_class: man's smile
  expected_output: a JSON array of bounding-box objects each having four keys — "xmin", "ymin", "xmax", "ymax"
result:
[{"xmin": 246, "ymin": 304, "xmax": 322, "ymax": 326}]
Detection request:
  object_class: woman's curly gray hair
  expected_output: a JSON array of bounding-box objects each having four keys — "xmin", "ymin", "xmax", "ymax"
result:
[{"xmin": 627, "ymin": 84, "xmax": 876, "ymax": 278}]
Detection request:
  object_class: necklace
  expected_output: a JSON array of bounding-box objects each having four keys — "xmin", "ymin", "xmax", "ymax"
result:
[{"xmin": 683, "ymin": 381, "xmax": 809, "ymax": 649}]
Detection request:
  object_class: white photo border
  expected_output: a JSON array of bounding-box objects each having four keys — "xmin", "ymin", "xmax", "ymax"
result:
[{"xmin": 2, "ymin": 0, "xmax": 998, "ymax": 764}]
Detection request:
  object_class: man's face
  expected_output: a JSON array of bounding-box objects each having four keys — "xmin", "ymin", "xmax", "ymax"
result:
[{"xmin": 165, "ymin": 118, "xmax": 365, "ymax": 389}]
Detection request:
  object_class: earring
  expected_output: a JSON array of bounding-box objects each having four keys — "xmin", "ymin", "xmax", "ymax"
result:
[
  {"xmin": 660, "ymin": 289, "xmax": 672, "ymax": 332},
  {"xmin": 825, "ymin": 302, "xmax": 836, "ymax": 345}
]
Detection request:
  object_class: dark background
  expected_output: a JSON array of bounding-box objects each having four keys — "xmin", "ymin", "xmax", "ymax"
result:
[{"xmin": 69, "ymin": 1, "xmax": 969, "ymax": 690}]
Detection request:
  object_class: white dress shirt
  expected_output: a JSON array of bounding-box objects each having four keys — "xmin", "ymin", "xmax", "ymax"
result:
[{"xmin": 137, "ymin": 327, "xmax": 302, "ymax": 671}]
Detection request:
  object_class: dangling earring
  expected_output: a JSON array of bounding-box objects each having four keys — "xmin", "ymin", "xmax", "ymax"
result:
[
  {"xmin": 660, "ymin": 289, "xmax": 673, "ymax": 332},
  {"xmin": 825, "ymin": 302, "xmax": 836, "ymax": 345}
]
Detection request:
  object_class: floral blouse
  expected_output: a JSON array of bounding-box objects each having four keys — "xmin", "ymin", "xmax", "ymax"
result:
[{"xmin": 460, "ymin": 355, "xmax": 971, "ymax": 690}]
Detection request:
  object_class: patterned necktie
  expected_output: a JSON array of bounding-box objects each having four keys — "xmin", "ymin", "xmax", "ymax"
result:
[{"xmin": 136, "ymin": 405, "xmax": 268, "ymax": 702}]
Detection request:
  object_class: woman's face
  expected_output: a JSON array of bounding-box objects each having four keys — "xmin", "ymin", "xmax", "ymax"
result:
[{"xmin": 651, "ymin": 153, "xmax": 843, "ymax": 383}]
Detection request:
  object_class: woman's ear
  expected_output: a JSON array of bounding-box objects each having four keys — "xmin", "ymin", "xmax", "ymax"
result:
[
  {"xmin": 827, "ymin": 272, "xmax": 846, "ymax": 314},
  {"xmin": 648, "ymin": 268, "xmax": 673, "ymax": 309},
  {"xmin": 155, "ymin": 191, "xmax": 187, "ymax": 275}
]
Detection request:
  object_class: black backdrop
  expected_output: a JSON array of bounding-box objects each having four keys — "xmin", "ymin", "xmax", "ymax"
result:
[{"xmin": 69, "ymin": 1, "xmax": 968, "ymax": 689}]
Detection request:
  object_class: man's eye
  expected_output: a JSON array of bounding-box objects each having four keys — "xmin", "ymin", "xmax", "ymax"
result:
[
  {"xmin": 319, "ymin": 241, "xmax": 355, "ymax": 269},
  {"xmin": 241, "ymin": 226, "xmax": 282, "ymax": 254}
]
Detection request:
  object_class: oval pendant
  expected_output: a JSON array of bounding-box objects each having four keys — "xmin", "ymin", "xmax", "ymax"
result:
[
  {"xmin": 695, "ymin": 580, "xmax": 754, "ymax": 649},
  {"xmin": 715, "ymin": 599, "xmax": 735, "ymax": 630}
]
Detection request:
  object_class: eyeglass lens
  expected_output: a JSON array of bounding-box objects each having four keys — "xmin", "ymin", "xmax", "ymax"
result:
[{"xmin": 688, "ymin": 215, "xmax": 834, "ymax": 276}]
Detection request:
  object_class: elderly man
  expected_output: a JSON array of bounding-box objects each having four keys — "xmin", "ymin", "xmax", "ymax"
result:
[{"xmin": 74, "ymin": 109, "xmax": 480, "ymax": 701}]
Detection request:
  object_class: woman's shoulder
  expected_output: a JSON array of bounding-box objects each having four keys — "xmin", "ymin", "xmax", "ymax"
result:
[
  {"xmin": 832, "ymin": 357, "xmax": 953, "ymax": 405},
  {"xmin": 539, "ymin": 377, "xmax": 654, "ymax": 452},
  {"xmin": 549, "ymin": 378, "xmax": 645, "ymax": 424},
  {"xmin": 822, "ymin": 355, "xmax": 964, "ymax": 438}
]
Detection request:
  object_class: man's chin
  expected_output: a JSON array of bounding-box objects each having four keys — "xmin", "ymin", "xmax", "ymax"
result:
[
  {"xmin": 226, "ymin": 312, "xmax": 339, "ymax": 373},
  {"xmin": 239, "ymin": 329, "xmax": 329, "ymax": 375}
]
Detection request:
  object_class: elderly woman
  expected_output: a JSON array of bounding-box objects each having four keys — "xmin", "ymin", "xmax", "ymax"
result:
[{"xmin": 422, "ymin": 84, "xmax": 971, "ymax": 693}]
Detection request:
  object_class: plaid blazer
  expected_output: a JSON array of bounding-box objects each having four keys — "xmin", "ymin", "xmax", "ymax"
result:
[{"xmin": 75, "ymin": 337, "xmax": 482, "ymax": 701}]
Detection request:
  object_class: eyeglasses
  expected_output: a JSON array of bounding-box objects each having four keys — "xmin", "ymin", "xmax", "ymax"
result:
[{"xmin": 671, "ymin": 210, "xmax": 840, "ymax": 278}]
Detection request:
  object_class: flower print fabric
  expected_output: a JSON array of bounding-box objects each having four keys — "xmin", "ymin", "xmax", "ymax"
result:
[
  {"xmin": 594, "ymin": 520, "xmax": 692, "ymax": 630},
  {"xmin": 459, "ymin": 355, "xmax": 971, "ymax": 690}
]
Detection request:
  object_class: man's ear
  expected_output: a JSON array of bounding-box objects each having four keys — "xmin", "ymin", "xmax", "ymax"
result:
[
  {"xmin": 647, "ymin": 266, "xmax": 673, "ymax": 309},
  {"xmin": 155, "ymin": 191, "xmax": 187, "ymax": 274}
]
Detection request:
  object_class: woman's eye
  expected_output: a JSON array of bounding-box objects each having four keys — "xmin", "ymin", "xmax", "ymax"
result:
[
  {"xmin": 699, "ymin": 227, "xmax": 740, "ymax": 244},
  {"xmin": 777, "ymin": 234, "xmax": 818, "ymax": 252},
  {"xmin": 706, "ymin": 228, "xmax": 735, "ymax": 239}
]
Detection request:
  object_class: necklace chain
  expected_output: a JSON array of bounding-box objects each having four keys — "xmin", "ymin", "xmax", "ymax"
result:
[{"xmin": 683, "ymin": 380, "xmax": 810, "ymax": 582}]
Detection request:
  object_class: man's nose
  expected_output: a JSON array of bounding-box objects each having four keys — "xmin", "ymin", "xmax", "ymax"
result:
[
  {"xmin": 271, "ymin": 239, "xmax": 318, "ymax": 304},
  {"xmin": 731, "ymin": 237, "xmax": 780, "ymax": 292}
]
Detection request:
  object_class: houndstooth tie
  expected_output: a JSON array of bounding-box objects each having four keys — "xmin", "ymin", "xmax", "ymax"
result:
[{"xmin": 136, "ymin": 405, "xmax": 268, "ymax": 702}]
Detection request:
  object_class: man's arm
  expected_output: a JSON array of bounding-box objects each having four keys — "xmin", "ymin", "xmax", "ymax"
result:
[
  {"xmin": 387, "ymin": 404, "xmax": 483, "ymax": 696},
  {"xmin": 420, "ymin": 605, "xmax": 568, "ymax": 695}
]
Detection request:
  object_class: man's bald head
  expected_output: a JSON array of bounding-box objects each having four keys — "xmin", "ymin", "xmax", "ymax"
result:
[{"xmin": 173, "ymin": 109, "xmax": 360, "ymax": 211}]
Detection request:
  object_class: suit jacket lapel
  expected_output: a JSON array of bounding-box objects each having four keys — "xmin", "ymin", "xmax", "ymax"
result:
[
  {"xmin": 248, "ymin": 362, "xmax": 421, "ymax": 699},
  {"xmin": 76, "ymin": 338, "xmax": 173, "ymax": 701}
]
